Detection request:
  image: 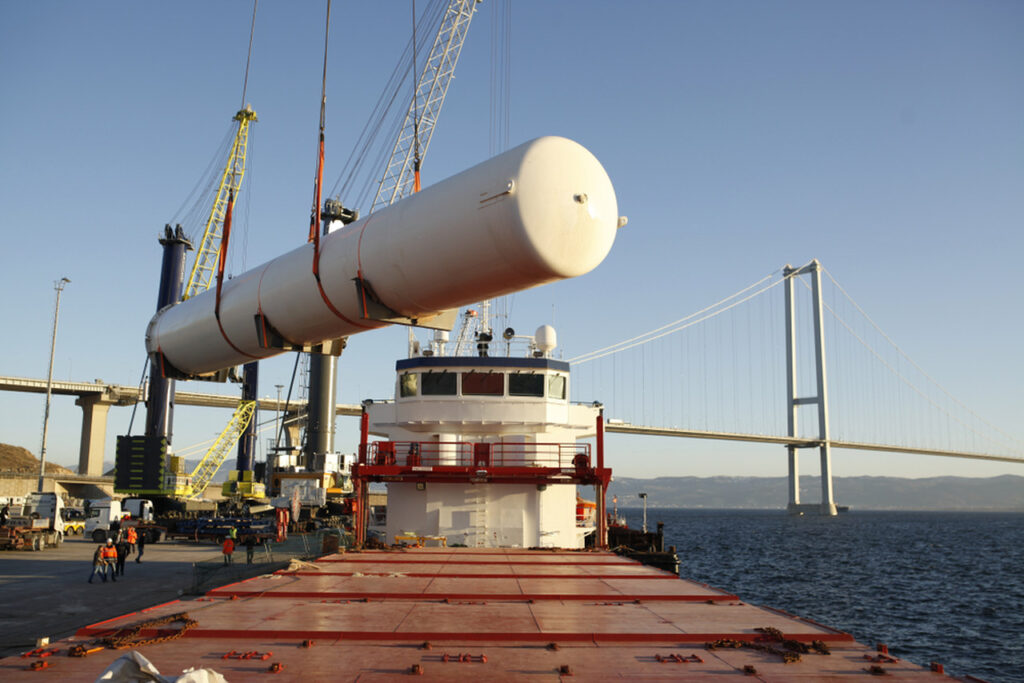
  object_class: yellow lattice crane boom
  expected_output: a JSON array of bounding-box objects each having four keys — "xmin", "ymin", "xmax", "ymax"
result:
[
  {"xmin": 183, "ymin": 105, "xmax": 258, "ymax": 301},
  {"xmin": 188, "ymin": 400, "xmax": 257, "ymax": 499}
]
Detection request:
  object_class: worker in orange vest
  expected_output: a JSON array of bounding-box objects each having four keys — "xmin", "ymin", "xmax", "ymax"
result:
[
  {"xmin": 100, "ymin": 538, "xmax": 119, "ymax": 582},
  {"xmin": 222, "ymin": 536, "xmax": 235, "ymax": 565},
  {"xmin": 125, "ymin": 526, "xmax": 138, "ymax": 558}
]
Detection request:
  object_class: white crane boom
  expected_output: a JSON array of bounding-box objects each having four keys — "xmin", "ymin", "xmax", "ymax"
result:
[{"xmin": 370, "ymin": 0, "xmax": 479, "ymax": 213}]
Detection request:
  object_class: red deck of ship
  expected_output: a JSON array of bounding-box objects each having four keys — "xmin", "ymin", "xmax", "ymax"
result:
[{"xmin": 2, "ymin": 548, "xmax": 961, "ymax": 680}]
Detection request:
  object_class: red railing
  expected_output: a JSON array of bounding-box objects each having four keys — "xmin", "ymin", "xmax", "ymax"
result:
[{"xmin": 362, "ymin": 441, "xmax": 590, "ymax": 470}]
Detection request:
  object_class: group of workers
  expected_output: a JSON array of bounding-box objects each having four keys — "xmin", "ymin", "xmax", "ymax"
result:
[
  {"xmin": 221, "ymin": 527, "xmax": 259, "ymax": 565},
  {"xmin": 88, "ymin": 524, "xmax": 143, "ymax": 584},
  {"xmin": 89, "ymin": 523, "xmax": 262, "ymax": 583}
]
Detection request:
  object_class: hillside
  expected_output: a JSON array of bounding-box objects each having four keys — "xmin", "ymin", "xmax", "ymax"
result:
[
  {"xmin": 608, "ymin": 474, "xmax": 1024, "ymax": 511},
  {"xmin": 0, "ymin": 443, "xmax": 74, "ymax": 475}
]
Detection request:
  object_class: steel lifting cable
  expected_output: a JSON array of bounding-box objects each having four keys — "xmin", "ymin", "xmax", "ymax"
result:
[
  {"xmin": 125, "ymin": 357, "xmax": 150, "ymax": 435},
  {"xmin": 309, "ymin": 0, "xmax": 331, "ymax": 249},
  {"xmin": 235, "ymin": 0, "xmax": 259, "ymax": 276},
  {"xmin": 305, "ymin": 1, "xmax": 371, "ymax": 330},
  {"xmin": 240, "ymin": 0, "xmax": 258, "ymax": 110},
  {"xmin": 213, "ymin": 191, "xmax": 259, "ymax": 360},
  {"xmin": 329, "ymin": 0, "xmax": 446, "ymax": 205},
  {"xmin": 170, "ymin": 129, "xmax": 235, "ymax": 232}
]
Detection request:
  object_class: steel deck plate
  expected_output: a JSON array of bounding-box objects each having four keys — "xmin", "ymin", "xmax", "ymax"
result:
[{"xmin": 0, "ymin": 548, "xmax": 964, "ymax": 680}]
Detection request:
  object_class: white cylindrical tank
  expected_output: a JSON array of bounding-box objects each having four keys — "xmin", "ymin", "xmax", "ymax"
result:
[{"xmin": 147, "ymin": 136, "xmax": 619, "ymax": 376}]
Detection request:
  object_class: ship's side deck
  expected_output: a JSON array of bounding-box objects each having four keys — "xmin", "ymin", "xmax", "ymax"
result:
[{"xmin": 2, "ymin": 548, "xmax": 958, "ymax": 680}]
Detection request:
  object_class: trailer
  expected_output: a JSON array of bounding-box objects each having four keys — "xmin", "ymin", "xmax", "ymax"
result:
[{"xmin": 0, "ymin": 493, "xmax": 65, "ymax": 551}]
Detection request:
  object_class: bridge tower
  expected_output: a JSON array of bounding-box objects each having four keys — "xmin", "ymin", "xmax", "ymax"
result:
[{"xmin": 784, "ymin": 260, "xmax": 838, "ymax": 516}]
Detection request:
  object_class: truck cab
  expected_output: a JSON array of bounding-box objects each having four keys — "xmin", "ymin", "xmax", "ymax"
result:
[
  {"xmin": 85, "ymin": 498, "xmax": 122, "ymax": 542},
  {"xmin": 85, "ymin": 497, "xmax": 159, "ymax": 543},
  {"xmin": 23, "ymin": 493, "xmax": 65, "ymax": 536}
]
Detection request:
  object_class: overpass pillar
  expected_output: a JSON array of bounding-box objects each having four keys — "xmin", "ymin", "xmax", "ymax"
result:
[
  {"xmin": 76, "ymin": 394, "xmax": 113, "ymax": 476},
  {"xmin": 284, "ymin": 412, "xmax": 302, "ymax": 454}
]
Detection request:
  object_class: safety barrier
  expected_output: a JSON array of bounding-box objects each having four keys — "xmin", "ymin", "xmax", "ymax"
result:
[{"xmin": 364, "ymin": 441, "xmax": 588, "ymax": 468}]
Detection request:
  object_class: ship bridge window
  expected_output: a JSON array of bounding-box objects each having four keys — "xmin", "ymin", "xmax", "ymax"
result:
[
  {"xmin": 399, "ymin": 372, "xmax": 418, "ymax": 397},
  {"xmin": 548, "ymin": 374, "xmax": 567, "ymax": 400},
  {"xmin": 422, "ymin": 371, "xmax": 456, "ymax": 395},
  {"xmin": 461, "ymin": 371, "xmax": 504, "ymax": 396},
  {"xmin": 509, "ymin": 372, "xmax": 544, "ymax": 397}
]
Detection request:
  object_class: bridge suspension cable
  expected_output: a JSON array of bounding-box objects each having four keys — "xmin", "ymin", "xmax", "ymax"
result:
[
  {"xmin": 819, "ymin": 266, "xmax": 1023, "ymax": 451},
  {"xmin": 568, "ymin": 270, "xmax": 783, "ymax": 365}
]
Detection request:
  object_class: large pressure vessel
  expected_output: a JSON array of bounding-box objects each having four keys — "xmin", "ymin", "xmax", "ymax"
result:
[{"xmin": 147, "ymin": 136, "xmax": 620, "ymax": 377}]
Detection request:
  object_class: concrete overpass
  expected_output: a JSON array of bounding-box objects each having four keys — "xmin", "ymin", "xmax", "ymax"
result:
[
  {"xmin": 0, "ymin": 470, "xmax": 115, "ymax": 502},
  {"xmin": 0, "ymin": 376, "xmax": 360, "ymax": 477}
]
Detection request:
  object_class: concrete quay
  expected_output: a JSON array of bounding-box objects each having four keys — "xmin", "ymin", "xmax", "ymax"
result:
[{"xmin": 0, "ymin": 536, "xmax": 227, "ymax": 658}]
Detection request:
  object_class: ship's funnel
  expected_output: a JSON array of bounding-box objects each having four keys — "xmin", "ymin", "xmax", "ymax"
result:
[{"xmin": 147, "ymin": 136, "xmax": 619, "ymax": 377}]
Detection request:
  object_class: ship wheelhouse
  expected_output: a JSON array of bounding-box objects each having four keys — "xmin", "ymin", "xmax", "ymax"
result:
[{"xmin": 355, "ymin": 354, "xmax": 610, "ymax": 549}]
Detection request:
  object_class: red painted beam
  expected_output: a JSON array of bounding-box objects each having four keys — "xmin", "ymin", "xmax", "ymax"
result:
[
  {"xmin": 73, "ymin": 627, "xmax": 856, "ymax": 645},
  {"xmin": 265, "ymin": 571, "xmax": 680, "ymax": 580},
  {"xmin": 203, "ymin": 591, "xmax": 740, "ymax": 602},
  {"xmin": 314, "ymin": 558, "xmax": 638, "ymax": 566}
]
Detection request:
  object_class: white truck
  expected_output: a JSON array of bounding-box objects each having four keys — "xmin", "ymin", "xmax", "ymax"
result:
[
  {"xmin": 85, "ymin": 497, "xmax": 166, "ymax": 543},
  {"xmin": 0, "ymin": 492, "xmax": 65, "ymax": 551}
]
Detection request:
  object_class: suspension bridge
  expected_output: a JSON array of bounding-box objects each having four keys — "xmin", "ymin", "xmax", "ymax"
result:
[{"xmin": 567, "ymin": 259, "xmax": 1023, "ymax": 514}]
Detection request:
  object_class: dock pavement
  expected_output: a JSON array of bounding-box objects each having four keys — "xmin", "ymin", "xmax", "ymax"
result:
[{"xmin": 0, "ymin": 535, "xmax": 238, "ymax": 658}]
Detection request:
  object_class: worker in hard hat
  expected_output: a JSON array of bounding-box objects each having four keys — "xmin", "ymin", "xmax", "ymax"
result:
[
  {"xmin": 88, "ymin": 541, "xmax": 109, "ymax": 583},
  {"xmin": 100, "ymin": 538, "xmax": 119, "ymax": 582}
]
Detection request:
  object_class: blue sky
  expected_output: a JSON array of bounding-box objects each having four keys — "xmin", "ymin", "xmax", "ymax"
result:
[{"xmin": 1, "ymin": 1, "xmax": 1021, "ymax": 483}]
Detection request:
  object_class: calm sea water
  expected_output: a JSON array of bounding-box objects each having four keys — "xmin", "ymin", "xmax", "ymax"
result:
[{"xmin": 618, "ymin": 508, "xmax": 1024, "ymax": 683}]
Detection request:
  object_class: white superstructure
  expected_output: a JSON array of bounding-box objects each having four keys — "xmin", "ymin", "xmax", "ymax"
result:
[{"xmin": 356, "ymin": 327, "xmax": 609, "ymax": 549}]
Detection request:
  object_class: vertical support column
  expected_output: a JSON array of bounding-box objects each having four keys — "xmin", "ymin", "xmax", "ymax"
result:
[
  {"xmin": 595, "ymin": 408, "xmax": 607, "ymax": 549},
  {"xmin": 354, "ymin": 407, "xmax": 370, "ymax": 548},
  {"xmin": 236, "ymin": 361, "xmax": 259, "ymax": 472},
  {"xmin": 305, "ymin": 353, "xmax": 337, "ymax": 468},
  {"xmin": 146, "ymin": 225, "xmax": 192, "ymax": 443},
  {"xmin": 783, "ymin": 265, "xmax": 801, "ymax": 513},
  {"xmin": 809, "ymin": 260, "xmax": 837, "ymax": 515},
  {"xmin": 76, "ymin": 394, "xmax": 111, "ymax": 476}
]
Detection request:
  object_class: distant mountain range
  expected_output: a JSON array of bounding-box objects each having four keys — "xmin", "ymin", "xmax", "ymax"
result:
[{"xmin": 607, "ymin": 475, "xmax": 1024, "ymax": 511}]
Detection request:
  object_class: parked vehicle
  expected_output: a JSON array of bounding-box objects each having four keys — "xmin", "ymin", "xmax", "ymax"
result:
[
  {"xmin": 0, "ymin": 492, "xmax": 65, "ymax": 550},
  {"xmin": 86, "ymin": 497, "xmax": 166, "ymax": 543},
  {"xmin": 62, "ymin": 507, "xmax": 86, "ymax": 535}
]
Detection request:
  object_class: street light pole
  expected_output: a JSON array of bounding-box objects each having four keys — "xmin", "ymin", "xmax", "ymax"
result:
[{"xmin": 38, "ymin": 277, "xmax": 71, "ymax": 492}]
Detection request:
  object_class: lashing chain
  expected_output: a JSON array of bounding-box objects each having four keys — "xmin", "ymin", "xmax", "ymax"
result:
[{"xmin": 103, "ymin": 612, "xmax": 198, "ymax": 650}]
